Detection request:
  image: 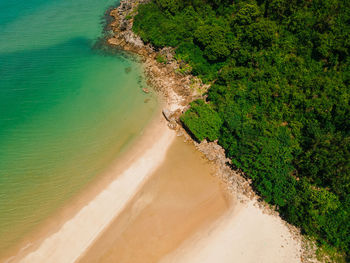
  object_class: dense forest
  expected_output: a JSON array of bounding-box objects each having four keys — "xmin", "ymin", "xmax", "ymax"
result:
[{"xmin": 132, "ymin": 0, "xmax": 350, "ymax": 260}]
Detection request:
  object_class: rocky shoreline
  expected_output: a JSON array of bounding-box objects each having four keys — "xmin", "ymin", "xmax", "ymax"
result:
[
  {"xmin": 106, "ymin": 0, "xmax": 251, "ymax": 200},
  {"xmin": 105, "ymin": 1, "xmax": 318, "ymax": 262}
]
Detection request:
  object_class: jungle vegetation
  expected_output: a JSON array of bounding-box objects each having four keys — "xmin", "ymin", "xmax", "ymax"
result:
[{"xmin": 133, "ymin": 0, "xmax": 350, "ymax": 260}]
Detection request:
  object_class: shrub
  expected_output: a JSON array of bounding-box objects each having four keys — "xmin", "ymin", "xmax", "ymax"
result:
[{"xmin": 181, "ymin": 100, "xmax": 223, "ymax": 141}]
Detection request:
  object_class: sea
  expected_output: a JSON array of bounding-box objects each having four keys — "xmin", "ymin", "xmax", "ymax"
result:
[{"xmin": 0, "ymin": 0, "xmax": 157, "ymax": 255}]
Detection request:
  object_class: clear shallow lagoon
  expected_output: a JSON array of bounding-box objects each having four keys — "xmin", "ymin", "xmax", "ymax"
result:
[{"xmin": 0, "ymin": 0, "xmax": 157, "ymax": 254}]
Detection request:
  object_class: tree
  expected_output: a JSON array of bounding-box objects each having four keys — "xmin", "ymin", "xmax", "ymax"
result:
[
  {"xmin": 133, "ymin": 0, "xmax": 350, "ymax": 258},
  {"xmin": 180, "ymin": 100, "xmax": 223, "ymax": 141},
  {"xmin": 194, "ymin": 24, "xmax": 231, "ymax": 61},
  {"xmin": 155, "ymin": 0, "xmax": 184, "ymax": 13},
  {"xmin": 233, "ymin": 2, "xmax": 261, "ymax": 25}
]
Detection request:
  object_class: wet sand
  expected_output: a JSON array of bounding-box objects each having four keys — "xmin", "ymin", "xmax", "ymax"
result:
[
  {"xmin": 78, "ymin": 137, "xmax": 231, "ymax": 263},
  {"xmin": 4, "ymin": 113, "xmax": 175, "ymax": 263}
]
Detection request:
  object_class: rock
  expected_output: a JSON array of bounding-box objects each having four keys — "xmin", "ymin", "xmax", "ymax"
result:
[
  {"xmin": 124, "ymin": 67, "xmax": 132, "ymax": 74},
  {"xmin": 106, "ymin": 0, "xmax": 254, "ymax": 205},
  {"xmin": 159, "ymin": 47, "xmax": 175, "ymax": 63},
  {"xmin": 162, "ymin": 108, "xmax": 172, "ymax": 122},
  {"xmin": 120, "ymin": 2, "xmax": 131, "ymax": 11},
  {"xmin": 120, "ymin": 21, "xmax": 128, "ymax": 31},
  {"xmin": 124, "ymin": 32, "xmax": 144, "ymax": 48},
  {"xmin": 168, "ymin": 121, "xmax": 177, "ymax": 130},
  {"xmin": 171, "ymin": 109, "xmax": 182, "ymax": 120},
  {"xmin": 110, "ymin": 20, "xmax": 119, "ymax": 28},
  {"xmin": 107, "ymin": 37, "xmax": 121, "ymax": 46},
  {"xmin": 110, "ymin": 9, "xmax": 119, "ymax": 18}
]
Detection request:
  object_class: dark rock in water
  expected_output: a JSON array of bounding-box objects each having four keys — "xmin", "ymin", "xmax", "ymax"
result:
[{"xmin": 124, "ymin": 67, "xmax": 132, "ymax": 74}]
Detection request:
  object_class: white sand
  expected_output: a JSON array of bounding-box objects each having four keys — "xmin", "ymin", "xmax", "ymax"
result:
[
  {"xmin": 161, "ymin": 200, "xmax": 301, "ymax": 263},
  {"xmin": 18, "ymin": 118, "xmax": 175, "ymax": 263}
]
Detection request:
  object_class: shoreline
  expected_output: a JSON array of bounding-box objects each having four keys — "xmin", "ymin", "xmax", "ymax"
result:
[
  {"xmin": 3, "ymin": 111, "xmax": 176, "ymax": 263},
  {"xmin": 106, "ymin": 0, "xmax": 253, "ymax": 202},
  {"xmin": 21, "ymin": 117, "xmax": 175, "ymax": 263},
  {"xmin": 2, "ymin": 1, "xmax": 191, "ymax": 260},
  {"xmin": 104, "ymin": 1, "xmax": 318, "ymax": 262},
  {"xmin": 77, "ymin": 136, "xmax": 233, "ymax": 263},
  {"xmin": 3, "ymin": 0, "xmax": 317, "ymax": 262}
]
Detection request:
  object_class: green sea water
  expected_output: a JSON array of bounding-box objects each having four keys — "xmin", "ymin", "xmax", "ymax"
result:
[{"xmin": 0, "ymin": 0, "xmax": 157, "ymax": 254}]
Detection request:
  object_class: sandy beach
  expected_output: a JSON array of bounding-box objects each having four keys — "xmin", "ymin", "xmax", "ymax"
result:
[
  {"xmin": 5, "ymin": 113, "xmax": 175, "ymax": 263},
  {"xmin": 78, "ymin": 137, "xmax": 231, "ymax": 263},
  {"xmin": 161, "ymin": 201, "xmax": 301, "ymax": 263},
  {"xmin": 4, "ymin": 109, "xmax": 304, "ymax": 263},
  {"xmin": 77, "ymin": 137, "xmax": 302, "ymax": 263}
]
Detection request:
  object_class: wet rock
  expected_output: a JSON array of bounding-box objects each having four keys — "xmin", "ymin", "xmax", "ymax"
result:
[{"xmin": 124, "ymin": 67, "xmax": 132, "ymax": 74}]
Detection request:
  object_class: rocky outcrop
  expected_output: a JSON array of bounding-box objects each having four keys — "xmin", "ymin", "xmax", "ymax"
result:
[
  {"xmin": 108, "ymin": 1, "xmax": 152, "ymax": 55},
  {"xmin": 106, "ymin": 0, "xmax": 204, "ymax": 111},
  {"xmin": 105, "ymin": 0, "xmax": 252, "ymax": 202}
]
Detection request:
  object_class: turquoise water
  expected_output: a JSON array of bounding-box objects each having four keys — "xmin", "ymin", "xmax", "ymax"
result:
[{"xmin": 0, "ymin": 0, "xmax": 157, "ymax": 254}]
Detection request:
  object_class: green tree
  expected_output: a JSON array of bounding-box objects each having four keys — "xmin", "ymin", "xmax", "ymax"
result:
[
  {"xmin": 133, "ymin": 0, "xmax": 350, "ymax": 258},
  {"xmin": 155, "ymin": 0, "xmax": 184, "ymax": 13},
  {"xmin": 181, "ymin": 100, "xmax": 223, "ymax": 141}
]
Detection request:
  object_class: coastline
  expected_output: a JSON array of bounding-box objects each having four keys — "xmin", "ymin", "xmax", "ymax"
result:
[
  {"xmin": 106, "ymin": 0, "xmax": 254, "ymax": 202},
  {"xmin": 2, "ymin": 2, "xmax": 192, "ymax": 260},
  {"xmin": 103, "ymin": 1, "xmax": 317, "ymax": 262},
  {"xmin": 5, "ymin": 112, "xmax": 176, "ymax": 263},
  {"xmin": 3, "ymin": 0, "xmax": 319, "ymax": 262},
  {"xmin": 77, "ymin": 137, "xmax": 233, "ymax": 263}
]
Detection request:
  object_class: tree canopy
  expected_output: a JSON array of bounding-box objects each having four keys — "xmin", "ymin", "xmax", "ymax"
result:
[{"xmin": 133, "ymin": 0, "xmax": 350, "ymax": 260}]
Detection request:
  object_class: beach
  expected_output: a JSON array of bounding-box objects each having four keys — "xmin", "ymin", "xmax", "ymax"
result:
[
  {"xmin": 1, "ymin": 1, "xmax": 308, "ymax": 262},
  {"xmin": 7, "ymin": 113, "xmax": 303, "ymax": 262},
  {"xmin": 78, "ymin": 137, "xmax": 231, "ymax": 263},
  {"xmin": 161, "ymin": 201, "xmax": 301, "ymax": 263},
  {"xmin": 5, "ymin": 113, "xmax": 174, "ymax": 262},
  {"xmin": 78, "ymin": 137, "xmax": 302, "ymax": 263}
]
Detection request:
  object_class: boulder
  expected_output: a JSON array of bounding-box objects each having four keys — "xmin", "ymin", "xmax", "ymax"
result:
[
  {"xmin": 168, "ymin": 121, "xmax": 177, "ymax": 130},
  {"xmin": 162, "ymin": 109, "xmax": 172, "ymax": 122},
  {"xmin": 120, "ymin": 21, "xmax": 128, "ymax": 31}
]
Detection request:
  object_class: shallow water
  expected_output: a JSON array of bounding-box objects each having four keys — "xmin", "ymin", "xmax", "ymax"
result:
[{"xmin": 0, "ymin": 0, "xmax": 157, "ymax": 254}]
